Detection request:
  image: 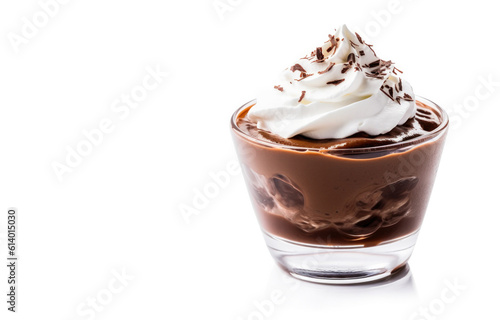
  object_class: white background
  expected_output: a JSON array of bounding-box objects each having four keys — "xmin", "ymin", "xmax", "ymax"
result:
[{"xmin": 0, "ymin": 0, "xmax": 498, "ymax": 319}]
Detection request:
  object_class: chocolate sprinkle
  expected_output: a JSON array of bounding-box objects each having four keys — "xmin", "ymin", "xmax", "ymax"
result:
[
  {"xmin": 274, "ymin": 85, "xmax": 284, "ymax": 92},
  {"xmin": 347, "ymin": 53, "xmax": 356, "ymax": 63},
  {"xmin": 398, "ymin": 78, "xmax": 403, "ymax": 91},
  {"xmin": 341, "ymin": 64, "xmax": 351, "ymax": 74},
  {"xmin": 365, "ymin": 73, "xmax": 384, "ymax": 80},
  {"xmin": 326, "ymin": 34, "xmax": 338, "ymax": 53},
  {"xmin": 296, "ymin": 72, "xmax": 313, "ymax": 81},
  {"xmin": 355, "ymin": 32, "xmax": 364, "ymax": 44},
  {"xmin": 290, "ymin": 64, "xmax": 306, "ymax": 73},
  {"xmin": 367, "ymin": 60, "xmax": 380, "ymax": 68},
  {"xmin": 327, "ymin": 79, "xmax": 345, "ymax": 85},
  {"xmin": 316, "ymin": 47, "xmax": 324, "ymax": 60},
  {"xmin": 380, "ymin": 88, "xmax": 394, "ymax": 101},
  {"xmin": 360, "ymin": 50, "xmax": 365, "ymax": 56},
  {"xmin": 366, "ymin": 43, "xmax": 376, "ymax": 55},
  {"xmin": 298, "ymin": 91, "xmax": 306, "ymax": 102},
  {"xmin": 318, "ymin": 62, "xmax": 335, "ymax": 74},
  {"xmin": 403, "ymin": 93, "xmax": 413, "ymax": 101}
]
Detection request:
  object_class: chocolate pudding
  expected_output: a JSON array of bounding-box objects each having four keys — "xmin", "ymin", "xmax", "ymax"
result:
[
  {"xmin": 232, "ymin": 99, "xmax": 447, "ymax": 247},
  {"xmin": 231, "ymin": 25, "xmax": 449, "ymax": 283}
]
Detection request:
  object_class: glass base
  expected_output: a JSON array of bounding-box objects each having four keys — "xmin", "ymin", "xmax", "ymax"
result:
[{"xmin": 263, "ymin": 230, "xmax": 419, "ymax": 284}]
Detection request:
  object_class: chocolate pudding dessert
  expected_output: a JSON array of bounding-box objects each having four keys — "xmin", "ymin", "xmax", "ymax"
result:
[
  {"xmin": 231, "ymin": 25, "xmax": 448, "ymax": 283},
  {"xmin": 234, "ymin": 100, "xmax": 446, "ymax": 247}
]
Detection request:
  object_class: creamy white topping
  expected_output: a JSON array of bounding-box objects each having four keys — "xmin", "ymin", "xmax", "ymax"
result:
[{"xmin": 248, "ymin": 25, "xmax": 416, "ymax": 139}]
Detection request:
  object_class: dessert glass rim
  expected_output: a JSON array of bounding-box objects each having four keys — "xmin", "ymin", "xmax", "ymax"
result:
[{"xmin": 231, "ymin": 95, "xmax": 449, "ymax": 156}]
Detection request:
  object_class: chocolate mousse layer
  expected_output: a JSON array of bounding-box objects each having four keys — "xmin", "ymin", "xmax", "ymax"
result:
[{"xmin": 232, "ymin": 100, "xmax": 447, "ymax": 247}]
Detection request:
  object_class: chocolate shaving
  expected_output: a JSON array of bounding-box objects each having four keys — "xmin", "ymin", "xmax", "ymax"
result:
[
  {"xmin": 362, "ymin": 58, "xmax": 394, "ymax": 81},
  {"xmin": 341, "ymin": 64, "xmax": 351, "ymax": 74},
  {"xmin": 349, "ymin": 40, "xmax": 358, "ymax": 48},
  {"xmin": 347, "ymin": 53, "xmax": 356, "ymax": 63},
  {"xmin": 398, "ymin": 78, "xmax": 403, "ymax": 91},
  {"xmin": 388, "ymin": 87, "xmax": 394, "ymax": 97},
  {"xmin": 274, "ymin": 85, "xmax": 284, "ymax": 92},
  {"xmin": 290, "ymin": 64, "xmax": 306, "ymax": 73},
  {"xmin": 355, "ymin": 32, "xmax": 364, "ymax": 44},
  {"xmin": 365, "ymin": 73, "xmax": 384, "ymax": 79},
  {"xmin": 369, "ymin": 69, "xmax": 387, "ymax": 76},
  {"xmin": 380, "ymin": 88, "xmax": 394, "ymax": 101},
  {"xmin": 403, "ymin": 93, "xmax": 413, "ymax": 101},
  {"xmin": 326, "ymin": 34, "xmax": 338, "ymax": 53},
  {"xmin": 366, "ymin": 43, "xmax": 376, "ymax": 55},
  {"xmin": 380, "ymin": 59, "xmax": 394, "ymax": 68},
  {"xmin": 394, "ymin": 67, "xmax": 403, "ymax": 74},
  {"xmin": 327, "ymin": 79, "xmax": 345, "ymax": 85},
  {"xmin": 296, "ymin": 72, "xmax": 313, "ymax": 81},
  {"xmin": 367, "ymin": 60, "xmax": 380, "ymax": 68},
  {"xmin": 316, "ymin": 47, "xmax": 324, "ymax": 60},
  {"xmin": 298, "ymin": 91, "xmax": 306, "ymax": 102},
  {"xmin": 318, "ymin": 62, "xmax": 335, "ymax": 74},
  {"xmin": 396, "ymin": 96, "xmax": 402, "ymax": 105},
  {"xmin": 359, "ymin": 50, "xmax": 365, "ymax": 56},
  {"xmin": 376, "ymin": 59, "xmax": 394, "ymax": 71}
]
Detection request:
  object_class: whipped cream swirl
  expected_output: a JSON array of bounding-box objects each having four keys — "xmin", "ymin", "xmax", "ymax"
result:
[{"xmin": 248, "ymin": 25, "xmax": 417, "ymax": 139}]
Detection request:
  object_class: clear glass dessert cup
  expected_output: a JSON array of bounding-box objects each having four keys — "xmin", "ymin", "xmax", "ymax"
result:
[{"xmin": 231, "ymin": 96, "xmax": 449, "ymax": 284}]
